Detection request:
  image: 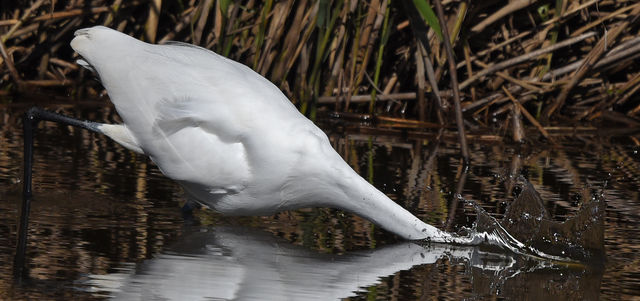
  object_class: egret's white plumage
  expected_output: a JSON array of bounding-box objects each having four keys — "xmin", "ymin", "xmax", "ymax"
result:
[{"xmin": 71, "ymin": 26, "xmax": 454, "ymax": 241}]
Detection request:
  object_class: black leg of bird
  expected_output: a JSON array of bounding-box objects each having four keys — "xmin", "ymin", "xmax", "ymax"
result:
[
  {"xmin": 13, "ymin": 109, "xmax": 35, "ymax": 280},
  {"xmin": 14, "ymin": 107, "xmax": 101, "ymax": 280}
]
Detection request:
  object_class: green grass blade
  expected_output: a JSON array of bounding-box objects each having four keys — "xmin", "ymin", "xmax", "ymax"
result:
[
  {"xmin": 370, "ymin": 0, "xmax": 391, "ymax": 114},
  {"xmin": 412, "ymin": 0, "xmax": 443, "ymax": 41},
  {"xmin": 219, "ymin": 0, "xmax": 231, "ymax": 18}
]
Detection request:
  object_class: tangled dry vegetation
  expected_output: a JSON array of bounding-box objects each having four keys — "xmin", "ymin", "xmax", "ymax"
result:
[{"xmin": 1, "ymin": 0, "xmax": 639, "ymax": 137}]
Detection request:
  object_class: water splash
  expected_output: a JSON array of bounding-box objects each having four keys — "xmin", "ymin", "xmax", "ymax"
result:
[{"xmin": 431, "ymin": 177, "xmax": 606, "ymax": 264}]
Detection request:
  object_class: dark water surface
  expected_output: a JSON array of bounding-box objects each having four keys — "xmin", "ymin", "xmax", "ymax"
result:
[{"xmin": 1, "ymin": 104, "xmax": 639, "ymax": 300}]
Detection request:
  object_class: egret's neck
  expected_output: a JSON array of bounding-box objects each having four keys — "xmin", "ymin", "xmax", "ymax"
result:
[{"xmin": 336, "ymin": 175, "xmax": 451, "ymax": 242}]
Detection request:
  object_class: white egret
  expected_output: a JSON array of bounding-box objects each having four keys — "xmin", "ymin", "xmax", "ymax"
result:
[{"xmin": 16, "ymin": 27, "xmax": 461, "ymax": 276}]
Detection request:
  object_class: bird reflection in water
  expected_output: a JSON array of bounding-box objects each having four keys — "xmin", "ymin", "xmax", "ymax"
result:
[{"xmin": 80, "ymin": 225, "xmax": 602, "ymax": 300}]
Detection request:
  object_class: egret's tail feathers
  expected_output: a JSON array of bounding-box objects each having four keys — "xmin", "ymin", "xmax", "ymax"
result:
[
  {"xmin": 76, "ymin": 59, "xmax": 96, "ymax": 73},
  {"xmin": 97, "ymin": 124, "xmax": 144, "ymax": 154}
]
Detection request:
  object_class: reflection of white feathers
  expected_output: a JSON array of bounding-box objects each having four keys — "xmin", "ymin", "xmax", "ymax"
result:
[
  {"xmin": 82, "ymin": 227, "xmax": 519, "ymax": 300},
  {"xmin": 86, "ymin": 255, "xmax": 244, "ymax": 300},
  {"xmin": 70, "ymin": 26, "xmax": 454, "ymax": 240}
]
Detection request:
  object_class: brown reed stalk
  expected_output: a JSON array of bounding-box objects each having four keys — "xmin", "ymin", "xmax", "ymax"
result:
[{"xmin": 0, "ymin": 0, "xmax": 638, "ymax": 137}]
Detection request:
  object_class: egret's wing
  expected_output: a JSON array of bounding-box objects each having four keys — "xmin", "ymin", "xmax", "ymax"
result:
[
  {"xmin": 147, "ymin": 96, "xmax": 251, "ymax": 195},
  {"xmin": 161, "ymin": 41, "xmax": 206, "ymax": 50},
  {"xmin": 154, "ymin": 96, "xmax": 199, "ymax": 136}
]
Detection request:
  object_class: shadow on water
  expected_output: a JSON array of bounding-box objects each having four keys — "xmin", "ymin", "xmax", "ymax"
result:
[{"xmin": 0, "ymin": 103, "xmax": 638, "ymax": 299}]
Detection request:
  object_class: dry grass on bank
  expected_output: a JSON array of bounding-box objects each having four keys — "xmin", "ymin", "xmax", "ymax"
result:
[{"xmin": 1, "ymin": 0, "xmax": 639, "ymax": 133}]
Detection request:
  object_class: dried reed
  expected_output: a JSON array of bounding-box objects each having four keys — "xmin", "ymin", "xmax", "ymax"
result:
[{"xmin": 1, "ymin": 0, "xmax": 639, "ymax": 137}]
